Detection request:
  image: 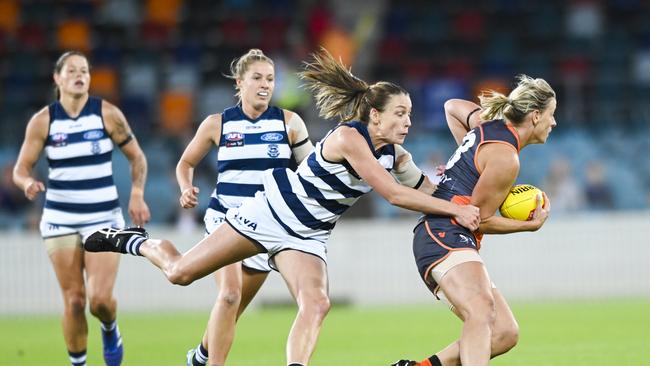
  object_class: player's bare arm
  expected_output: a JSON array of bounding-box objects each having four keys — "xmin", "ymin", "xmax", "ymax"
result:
[
  {"xmin": 472, "ymin": 143, "xmax": 546, "ymax": 233},
  {"xmin": 283, "ymin": 110, "xmax": 313, "ymax": 164},
  {"xmin": 12, "ymin": 107, "xmax": 49, "ymax": 200},
  {"xmin": 327, "ymin": 127, "xmax": 480, "ymax": 231},
  {"xmin": 444, "ymin": 99, "xmax": 483, "ymax": 145},
  {"xmin": 103, "ymin": 100, "xmax": 150, "ymax": 225},
  {"xmin": 176, "ymin": 113, "xmax": 222, "ymax": 209},
  {"xmin": 393, "ymin": 145, "xmax": 431, "ymax": 194}
]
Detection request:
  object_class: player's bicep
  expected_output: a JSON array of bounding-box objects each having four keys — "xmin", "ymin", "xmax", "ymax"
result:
[
  {"xmin": 445, "ymin": 99, "xmax": 482, "ymax": 145},
  {"xmin": 103, "ymin": 101, "xmax": 134, "ymax": 146},
  {"xmin": 471, "ymin": 144, "xmax": 519, "ymax": 219},
  {"xmin": 118, "ymin": 134, "xmax": 146, "ymax": 163},
  {"xmin": 180, "ymin": 115, "xmax": 221, "ymax": 166},
  {"xmin": 16, "ymin": 111, "xmax": 48, "ymax": 169},
  {"xmin": 338, "ymin": 130, "xmax": 400, "ymax": 198},
  {"xmin": 392, "ymin": 145, "xmax": 425, "ymax": 189},
  {"xmin": 285, "ymin": 110, "xmax": 312, "ymax": 164}
]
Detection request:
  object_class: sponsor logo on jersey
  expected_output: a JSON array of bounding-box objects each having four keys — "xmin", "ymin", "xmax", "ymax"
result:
[
  {"xmin": 224, "ymin": 132, "xmax": 244, "ymax": 147},
  {"xmin": 245, "ymin": 125, "xmax": 261, "ymax": 129},
  {"xmin": 51, "ymin": 132, "xmax": 68, "ymax": 147},
  {"xmin": 83, "ymin": 130, "xmax": 104, "ymax": 140},
  {"xmin": 267, "ymin": 144, "xmax": 280, "ymax": 158},
  {"xmin": 233, "ymin": 212, "xmax": 257, "ymax": 230},
  {"xmin": 260, "ymin": 132, "xmax": 284, "ymax": 142}
]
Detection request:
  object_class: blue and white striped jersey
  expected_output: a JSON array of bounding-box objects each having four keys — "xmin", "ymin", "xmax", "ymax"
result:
[
  {"xmin": 43, "ymin": 97, "xmax": 121, "ymax": 226},
  {"xmin": 208, "ymin": 105, "xmax": 291, "ymax": 214},
  {"xmin": 262, "ymin": 121, "xmax": 396, "ymax": 243}
]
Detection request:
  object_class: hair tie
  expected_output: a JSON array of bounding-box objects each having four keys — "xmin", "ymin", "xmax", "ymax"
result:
[{"xmin": 507, "ymin": 97, "xmax": 513, "ymax": 105}]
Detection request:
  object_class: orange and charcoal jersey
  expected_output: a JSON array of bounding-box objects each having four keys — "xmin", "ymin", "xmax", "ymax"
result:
[{"xmin": 412, "ymin": 119, "xmax": 520, "ymax": 283}]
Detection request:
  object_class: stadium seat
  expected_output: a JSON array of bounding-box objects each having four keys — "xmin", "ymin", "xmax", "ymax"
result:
[
  {"xmin": 16, "ymin": 23, "xmax": 46, "ymax": 51},
  {"xmin": 0, "ymin": 0, "xmax": 19, "ymax": 35},
  {"xmin": 90, "ymin": 66, "xmax": 119, "ymax": 102},
  {"xmin": 159, "ymin": 90, "xmax": 194, "ymax": 135},
  {"xmin": 145, "ymin": 0, "xmax": 183, "ymax": 26},
  {"xmin": 57, "ymin": 20, "xmax": 91, "ymax": 53}
]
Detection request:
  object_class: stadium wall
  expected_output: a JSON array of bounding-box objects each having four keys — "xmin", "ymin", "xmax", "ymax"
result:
[{"xmin": 2, "ymin": 212, "xmax": 649, "ymax": 314}]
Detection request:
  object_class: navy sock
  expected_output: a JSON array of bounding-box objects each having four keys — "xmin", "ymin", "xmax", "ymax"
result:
[
  {"xmin": 199, "ymin": 343, "xmax": 208, "ymax": 357},
  {"xmin": 126, "ymin": 235, "xmax": 147, "ymax": 256},
  {"xmin": 102, "ymin": 319, "xmax": 117, "ymax": 333},
  {"xmin": 68, "ymin": 349, "xmax": 86, "ymax": 366},
  {"xmin": 288, "ymin": 363, "xmax": 305, "ymax": 366},
  {"xmin": 193, "ymin": 343, "xmax": 208, "ymax": 365},
  {"xmin": 101, "ymin": 320, "xmax": 121, "ymax": 350}
]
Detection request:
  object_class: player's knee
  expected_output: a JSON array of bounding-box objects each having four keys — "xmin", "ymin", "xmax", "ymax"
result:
[
  {"xmin": 462, "ymin": 293, "xmax": 496, "ymax": 326},
  {"xmin": 64, "ymin": 291, "xmax": 86, "ymax": 315},
  {"xmin": 217, "ymin": 288, "xmax": 242, "ymax": 308},
  {"xmin": 88, "ymin": 294, "xmax": 114, "ymax": 317},
  {"xmin": 297, "ymin": 292, "xmax": 331, "ymax": 320},
  {"xmin": 494, "ymin": 322, "xmax": 519, "ymax": 353}
]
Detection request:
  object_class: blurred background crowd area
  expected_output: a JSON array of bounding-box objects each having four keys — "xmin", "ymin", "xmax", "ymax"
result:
[{"xmin": 1, "ymin": 0, "xmax": 650, "ymax": 229}]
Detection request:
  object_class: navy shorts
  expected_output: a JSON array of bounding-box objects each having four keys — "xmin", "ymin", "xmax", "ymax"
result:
[{"xmin": 413, "ymin": 218, "xmax": 480, "ymax": 289}]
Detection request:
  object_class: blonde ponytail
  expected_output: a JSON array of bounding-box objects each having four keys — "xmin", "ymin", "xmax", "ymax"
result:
[{"xmin": 480, "ymin": 74, "xmax": 556, "ymax": 124}]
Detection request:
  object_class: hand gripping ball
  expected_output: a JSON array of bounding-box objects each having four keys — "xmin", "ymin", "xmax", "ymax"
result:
[{"xmin": 499, "ymin": 184, "xmax": 545, "ymax": 221}]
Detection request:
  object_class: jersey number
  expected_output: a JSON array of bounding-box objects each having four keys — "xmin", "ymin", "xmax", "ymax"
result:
[{"xmin": 445, "ymin": 130, "xmax": 477, "ymax": 169}]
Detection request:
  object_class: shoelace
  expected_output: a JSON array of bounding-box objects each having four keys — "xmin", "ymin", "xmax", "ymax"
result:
[
  {"xmin": 99, "ymin": 228, "xmax": 123, "ymax": 238},
  {"xmin": 99, "ymin": 228, "xmax": 145, "ymax": 239}
]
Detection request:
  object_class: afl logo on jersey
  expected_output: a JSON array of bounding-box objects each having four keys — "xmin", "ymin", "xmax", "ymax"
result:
[
  {"xmin": 267, "ymin": 144, "xmax": 280, "ymax": 158},
  {"xmin": 83, "ymin": 130, "xmax": 104, "ymax": 140},
  {"xmin": 224, "ymin": 132, "xmax": 244, "ymax": 147},
  {"xmin": 261, "ymin": 132, "xmax": 283, "ymax": 142},
  {"xmin": 51, "ymin": 132, "xmax": 68, "ymax": 147}
]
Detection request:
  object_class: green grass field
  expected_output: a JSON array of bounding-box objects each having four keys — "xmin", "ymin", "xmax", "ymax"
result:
[{"xmin": 1, "ymin": 299, "xmax": 649, "ymax": 365}]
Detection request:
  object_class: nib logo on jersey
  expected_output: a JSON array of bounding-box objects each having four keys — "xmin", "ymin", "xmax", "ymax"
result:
[{"xmin": 233, "ymin": 212, "xmax": 258, "ymax": 230}]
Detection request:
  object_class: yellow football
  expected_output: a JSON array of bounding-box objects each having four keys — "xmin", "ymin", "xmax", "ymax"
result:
[{"xmin": 499, "ymin": 184, "xmax": 545, "ymax": 221}]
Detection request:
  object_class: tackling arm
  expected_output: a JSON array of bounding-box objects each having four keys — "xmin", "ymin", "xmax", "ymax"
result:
[
  {"xmin": 325, "ymin": 127, "xmax": 480, "ymax": 231},
  {"xmin": 392, "ymin": 145, "xmax": 433, "ymax": 194}
]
